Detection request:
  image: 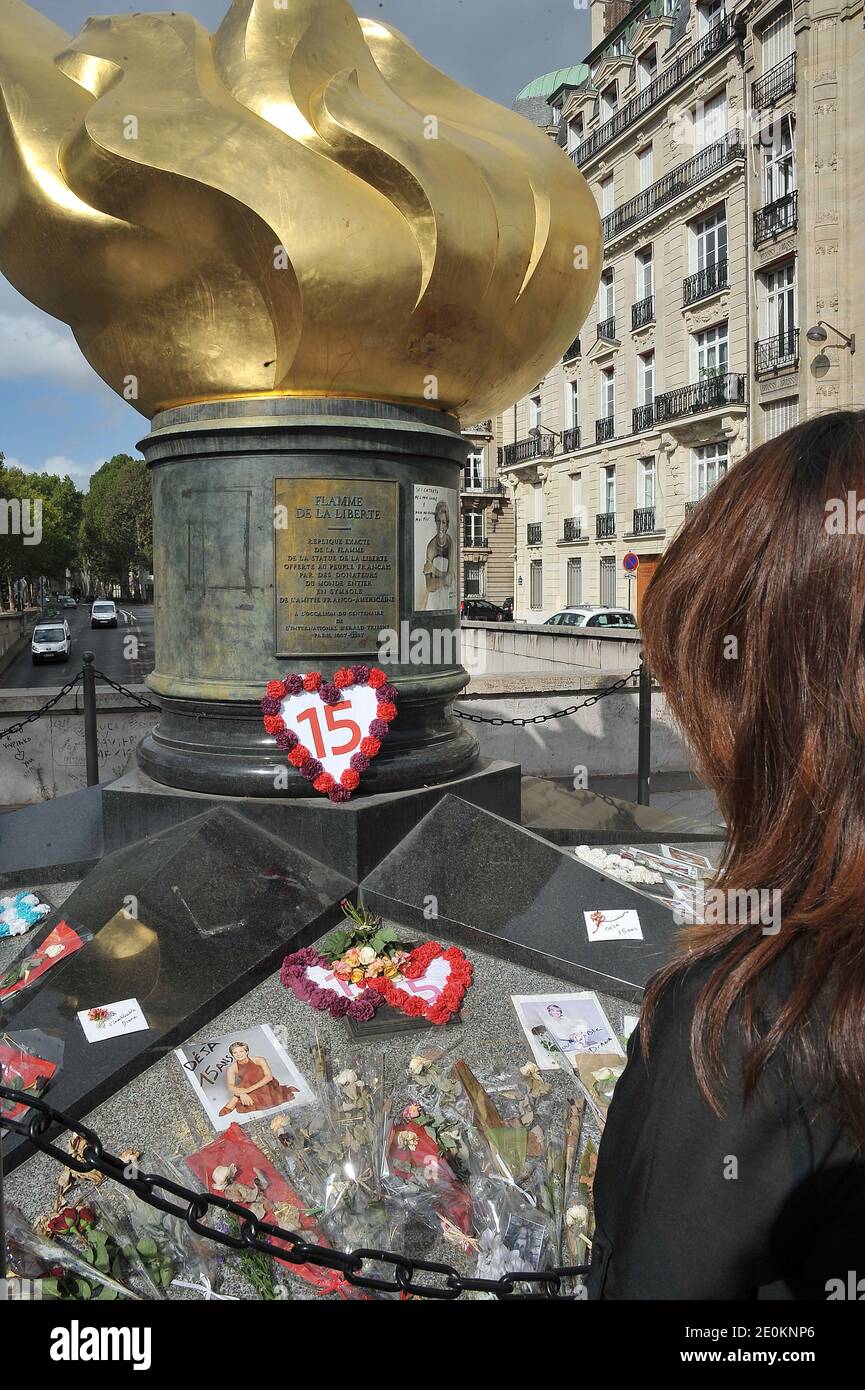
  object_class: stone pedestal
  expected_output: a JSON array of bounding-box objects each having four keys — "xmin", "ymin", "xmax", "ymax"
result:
[{"xmin": 137, "ymin": 396, "xmax": 478, "ymax": 796}]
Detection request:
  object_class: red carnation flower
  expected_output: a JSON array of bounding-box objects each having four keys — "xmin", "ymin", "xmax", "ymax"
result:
[
  {"xmin": 313, "ymin": 773, "xmax": 335, "ymax": 794},
  {"xmin": 329, "ymin": 785, "xmax": 351, "ymax": 803},
  {"xmin": 266, "ymin": 679, "xmax": 285, "ymax": 699},
  {"xmin": 360, "ymin": 736, "xmax": 381, "ymax": 757},
  {"xmin": 289, "ymin": 745, "xmax": 311, "ymax": 767},
  {"xmin": 341, "ymin": 769, "xmax": 360, "ymax": 791},
  {"xmin": 303, "ymin": 672, "xmax": 322, "ymax": 692},
  {"xmin": 368, "ymin": 668, "xmax": 387, "ymax": 689},
  {"xmin": 263, "ymin": 715, "xmax": 284, "ymax": 736},
  {"xmin": 402, "ymin": 996, "xmax": 427, "ymax": 1017},
  {"xmin": 376, "ymin": 702, "xmax": 397, "ymax": 723},
  {"xmin": 333, "ymin": 668, "xmax": 353, "ymax": 688}
]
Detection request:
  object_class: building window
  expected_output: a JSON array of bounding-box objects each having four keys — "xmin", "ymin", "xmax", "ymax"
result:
[
  {"xmin": 530, "ymin": 560, "xmax": 543, "ymax": 610},
  {"xmin": 763, "ymin": 114, "xmax": 796, "ymax": 202},
  {"xmin": 568, "ymin": 380, "xmax": 580, "ymax": 429},
  {"xmin": 760, "ymin": 5, "xmax": 794, "ymax": 71},
  {"xmin": 464, "ymin": 451, "xmax": 484, "ymax": 490},
  {"xmin": 600, "ymin": 556, "xmax": 617, "ymax": 607},
  {"xmin": 568, "ymin": 114, "xmax": 584, "ymax": 153},
  {"xmin": 570, "ymin": 472, "xmax": 583, "ymax": 526},
  {"xmin": 567, "ymin": 557, "xmax": 583, "ymax": 607},
  {"xmin": 603, "ymin": 464, "xmax": 616, "ymax": 515},
  {"xmin": 464, "ymin": 561, "xmax": 485, "ymax": 596},
  {"xmin": 638, "ymin": 457, "xmax": 656, "ymax": 509},
  {"xmin": 636, "ymin": 246, "xmax": 654, "ymax": 300},
  {"xmin": 638, "ymin": 145, "xmax": 654, "ymax": 191},
  {"xmin": 639, "ymin": 350, "xmax": 655, "ymax": 406},
  {"xmin": 694, "ymin": 89, "xmax": 727, "ymax": 150},
  {"xmin": 600, "ymin": 268, "xmax": 615, "ymax": 319},
  {"xmin": 638, "ymin": 46, "xmax": 657, "ymax": 91},
  {"xmin": 601, "ymin": 367, "xmax": 615, "ymax": 421},
  {"xmin": 533, "ymin": 480, "xmax": 543, "ymax": 523},
  {"xmin": 759, "ymin": 261, "xmax": 796, "ymax": 341},
  {"xmin": 601, "ymin": 82, "xmax": 618, "ymax": 120},
  {"xmin": 697, "ymin": 0, "xmax": 726, "ymax": 37},
  {"xmin": 762, "ymin": 396, "xmax": 799, "ymax": 440},
  {"xmin": 464, "ymin": 511, "xmax": 485, "ymax": 546},
  {"xmin": 693, "ymin": 322, "xmax": 729, "ymax": 379},
  {"xmin": 600, "ymin": 175, "xmax": 614, "ymax": 217},
  {"xmin": 691, "ymin": 208, "xmax": 728, "ymax": 272},
  {"xmin": 529, "ymin": 394, "xmax": 541, "ymax": 431},
  {"xmin": 693, "ymin": 442, "xmax": 729, "ymax": 499}
]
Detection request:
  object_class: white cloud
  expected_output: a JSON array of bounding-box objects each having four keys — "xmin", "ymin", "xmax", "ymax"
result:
[
  {"xmin": 0, "ymin": 309, "xmax": 102, "ymax": 390},
  {"xmin": 1, "ymin": 452, "xmax": 106, "ymax": 491}
]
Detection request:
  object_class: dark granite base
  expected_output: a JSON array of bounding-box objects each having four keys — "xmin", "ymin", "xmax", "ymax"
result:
[
  {"xmin": 0, "ymin": 785, "xmax": 105, "ymax": 889},
  {"xmin": 102, "ymin": 759, "xmax": 521, "ymax": 880},
  {"xmin": 521, "ymin": 778, "xmax": 723, "ymax": 846}
]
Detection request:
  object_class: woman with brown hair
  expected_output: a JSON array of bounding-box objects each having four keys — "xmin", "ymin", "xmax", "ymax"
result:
[{"xmin": 589, "ymin": 411, "xmax": 865, "ymax": 1299}]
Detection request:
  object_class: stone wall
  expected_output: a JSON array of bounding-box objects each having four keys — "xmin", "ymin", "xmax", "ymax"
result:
[{"xmin": 460, "ymin": 621, "xmax": 642, "ymax": 675}]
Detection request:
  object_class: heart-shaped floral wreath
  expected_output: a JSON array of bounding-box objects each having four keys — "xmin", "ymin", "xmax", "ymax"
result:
[
  {"xmin": 260, "ymin": 665, "xmax": 398, "ymax": 802},
  {"xmin": 280, "ymin": 940, "xmax": 473, "ymax": 1026}
]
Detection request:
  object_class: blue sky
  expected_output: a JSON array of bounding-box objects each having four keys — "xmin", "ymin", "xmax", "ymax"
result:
[{"xmin": 0, "ymin": 0, "xmax": 591, "ymax": 490}]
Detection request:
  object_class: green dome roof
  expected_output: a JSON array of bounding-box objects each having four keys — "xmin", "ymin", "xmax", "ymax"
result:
[{"xmin": 516, "ymin": 65, "xmax": 590, "ymax": 100}]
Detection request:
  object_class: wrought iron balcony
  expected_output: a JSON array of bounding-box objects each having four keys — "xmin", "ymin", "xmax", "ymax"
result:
[
  {"xmin": 462, "ymin": 418, "xmax": 494, "ymax": 437},
  {"xmin": 461, "ymin": 474, "xmax": 504, "ymax": 494},
  {"xmin": 563, "ymin": 516, "xmax": 583, "ymax": 541},
  {"xmin": 752, "ymin": 53, "xmax": 797, "ymax": 111},
  {"xmin": 527, "ymin": 522, "xmax": 543, "ymax": 545},
  {"xmin": 755, "ymin": 329, "xmax": 799, "ymax": 374},
  {"xmin": 596, "ymin": 511, "xmax": 616, "ymax": 539},
  {"xmin": 563, "ymin": 336, "xmax": 582, "ymax": 361},
  {"xmin": 683, "ymin": 258, "xmax": 728, "ymax": 307},
  {"xmin": 573, "ymin": 16, "xmax": 737, "ymax": 167},
  {"xmin": 463, "ymin": 529, "xmax": 488, "ymax": 549},
  {"xmin": 684, "ymin": 500, "xmax": 701, "ymax": 518},
  {"xmin": 562, "ymin": 426, "xmax": 581, "ymax": 453},
  {"xmin": 654, "ymin": 371, "xmax": 746, "ymax": 423},
  {"xmin": 632, "ymin": 403, "xmax": 654, "ymax": 434},
  {"xmin": 633, "ymin": 506, "xmax": 656, "ymax": 534},
  {"xmin": 500, "ymin": 435, "xmax": 555, "ymax": 467},
  {"xmin": 596, "ymin": 414, "xmax": 615, "ymax": 443},
  {"xmin": 754, "ymin": 190, "xmax": 798, "ymax": 245},
  {"xmin": 603, "ymin": 132, "xmax": 745, "ymax": 242},
  {"xmin": 597, "ymin": 315, "xmax": 617, "ymax": 341},
  {"xmin": 632, "ymin": 295, "xmax": 654, "ymax": 330}
]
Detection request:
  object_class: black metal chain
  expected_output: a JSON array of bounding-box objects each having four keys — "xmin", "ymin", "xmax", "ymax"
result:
[
  {"xmin": 0, "ymin": 673, "xmax": 83, "ymax": 742},
  {"xmin": 454, "ymin": 666, "xmax": 643, "ymax": 726},
  {"xmin": 92, "ymin": 670, "xmax": 160, "ymax": 711},
  {"xmin": 1, "ymin": 1086, "xmax": 589, "ymax": 1301}
]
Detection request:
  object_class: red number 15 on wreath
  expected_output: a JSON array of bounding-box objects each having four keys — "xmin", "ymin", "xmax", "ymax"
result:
[{"xmin": 296, "ymin": 701, "xmax": 362, "ymax": 758}]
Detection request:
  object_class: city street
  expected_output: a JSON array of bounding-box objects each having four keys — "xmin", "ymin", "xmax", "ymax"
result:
[{"xmin": 0, "ymin": 603, "xmax": 154, "ymax": 690}]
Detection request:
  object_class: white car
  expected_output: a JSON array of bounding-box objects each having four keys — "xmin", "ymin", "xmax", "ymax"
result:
[
  {"xmin": 544, "ymin": 605, "xmax": 638, "ymax": 629},
  {"xmin": 91, "ymin": 599, "xmax": 119, "ymax": 628},
  {"xmin": 32, "ymin": 620, "xmax": 72, "ymax": 664}
]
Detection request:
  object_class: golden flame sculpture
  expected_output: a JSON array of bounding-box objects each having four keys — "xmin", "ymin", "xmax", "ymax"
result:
[{"xmin": 0, "ymin": 0, "xmax": 601, "ymax": 420}]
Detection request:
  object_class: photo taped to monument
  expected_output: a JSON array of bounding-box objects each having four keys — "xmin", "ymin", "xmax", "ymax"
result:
[{"xmin": 413, "ymin": 483, "xmax": 459, "ymax": 613}]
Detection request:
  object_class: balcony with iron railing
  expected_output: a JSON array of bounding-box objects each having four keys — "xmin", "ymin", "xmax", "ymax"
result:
[
  {"xmin": 633, "ymin": 403, "xmax": 654, "ymax": 433},
  {"xmin": 603, "ymin": 131, "xmax": 745, "ymax": 243},
  {"xmin": 754, "ymin": 190, "xmax": 798, "ymax": 245},
  {"xmin": 683, "ymin": 258, "xmax": 728, "ymax": 307},
  {"xmin": 596, "ymin": 511, "xmax": 616, "ymax": 539},
  {"xmin": 563, "ymin": 516, "xmax": 584, "ymax": 542},
  {"xmin": 562, "ymin": 426, "xmax": 581, "ymax": 453},
  {"xmin": 653, "ymin": 371, "xmax": 746, "ymax": 423},
  {"xmin": 463, "ymin": 526, "xmax": 488, "ymax": 549},
  {"xmin": 461, "ymin": 474, "xmax": 505, "ymax": 495},
  {"xmin": 462, "ymin": 418, "xmax": 494, "ymax": 437},
  {"xmin": 563, "ymin": 336, "xmax": 582, "ymax": 362},
  {"xmin": 632, "ymin": 506, "xmax": 657, "ymax": 535},
  {"xmin": 596, "ymin": 414, "xmax": 616, "ymax": 443},
  {"xmin": 597, "ymin": 315, "xmax": 617, "ymax": 341},
  {"xmin": 527, "ymin": 522, "xmax": 543, "ymax": 545},
  {"xmin": 572, "ymin": 16, "xmax": 737, "ymax": 167},
  {"xmin": 500, "ymin": 435, "xmax": 555, "ymax": 468},
  {"xmin": 755, "ymin": 328, "xmax": 799, "ymax": 374},
  {"xmin": 632, "ymin": 294, "xmax": 654, "ymax": 330},
  {"xmin": 752, "ymin": 53, "xmax": 797, "ymax": 111}
]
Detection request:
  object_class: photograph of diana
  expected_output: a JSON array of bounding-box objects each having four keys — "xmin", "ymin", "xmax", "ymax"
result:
[{"xmin": 414, "ymin": 483, "xmax": 458, "ymax": 612}]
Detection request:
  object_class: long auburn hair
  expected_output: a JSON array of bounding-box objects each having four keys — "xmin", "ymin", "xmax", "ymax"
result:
[{"xmin": 640, "ymin": 409, "xmax": 865, "ymax": 1149}]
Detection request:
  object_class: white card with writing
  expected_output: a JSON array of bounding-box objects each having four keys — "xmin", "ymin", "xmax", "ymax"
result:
[
  {"xmin": 78, "ymin": 998, "xmax": 149, "ymax": 1043},
  {"xmin": 583, "ymin": 909, "xmax": 644, "ymax": 942}
]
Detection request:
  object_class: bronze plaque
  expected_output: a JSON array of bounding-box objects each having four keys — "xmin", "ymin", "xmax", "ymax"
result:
[{"xmin": 274, "ymin": 478, "xmax": 399, "ymax": 657}]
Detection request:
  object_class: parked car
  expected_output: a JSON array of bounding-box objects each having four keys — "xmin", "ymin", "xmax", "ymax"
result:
[
  {"xmin": 32, "ymin": 620, "xmax": 72, "ymax": 664},
  {"xmin": 544, "ymin": 605, "xmax": 638, "ymax": 629},
  {"xmin": 59, "ymin": 595, "xmax": 77, "ymax": 608},
  {"xmin": 91, "ymin": 599, "xmax": 119, "ymax": 628},
  {"xmin": 460, "ymin": 597, "xmax": 512, "ymax": 622}
]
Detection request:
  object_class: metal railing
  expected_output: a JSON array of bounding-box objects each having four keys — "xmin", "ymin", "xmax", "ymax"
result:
[
  {"xmin": 754, "ymin": 190, "xmax": 798, "ymax": 244},
  {"xmin": 596, "ymin": 510, "xmax": 616, "ymax": 539},
  {"xmin": 563, "ymin": 336, "xmax": 582, "ymax": 361},
  {"xmin": 500, "ymin": 435, "xmax": 555, "ymax": 467},
  {"xmin": 683, "ymin": 257, "xmax": 728, "ymax": 306},
  {"xmin": 755, "ymin": 328, "xmax": 799, "ymax": 374},
  {"xmin": 632, "ymin": 506, "xmax": 657, "ymax": 534},
  {"xmin": 654, "ymin": 371, "xmax": 745, "ymax": 423},
  {"xmin": 632, "ymin": 403, "xmax": 654, "ymax": 433},
  {"xmin": 596, "ymin": 414, "xmax": 615, "ymax": 443},
  {"xmin": 752, "ymin": 52, "xmax": 797, "ymax": 110},
  {"xmin": 597, "ymin": 315, "xmax": 617, "ymax": 341},
  {"xmin": 527, "ymin": 522, "xmax": 543, "ymax": 545},
  {"xmin": 562, "ymin": 425, "xmax": 582, "ymax": 453},
  {"xmin": 684, "ymin": 499, "xmax": 701, "ymax": 517},
  {"xmin": 573, "ymin": 15, "xmax": 738, "ymax": 167},
  {"xmin": 461, "ymin": 475, "xmax": 504, "ymax": 494},
  {"xmin": 463, "ymin": 529, "xmax": 488, "ymax": 548},
  {"xmin": 563, "ymin": 516, "xmax": 583, "ymax": 541},
  {"xmin": 603, "ymin": 131, "xmax": 745, "ymax": 242},
  {"xmin": 632, "ymin": 295, "xmax": 654, "ymax": 329}
]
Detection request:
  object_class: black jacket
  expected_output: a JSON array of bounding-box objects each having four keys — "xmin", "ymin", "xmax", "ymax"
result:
[{"xmin": 587, "ymin": 957, "xmax": 865, "ymax": 1299}]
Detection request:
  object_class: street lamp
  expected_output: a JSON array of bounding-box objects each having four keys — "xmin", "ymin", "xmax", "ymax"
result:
[{"xmin": 806, "ymin": 320, "xmax": 856, "ymax": 354}]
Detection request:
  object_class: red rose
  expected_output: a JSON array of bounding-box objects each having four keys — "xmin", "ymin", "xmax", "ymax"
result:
[
  {"xmin": 341, "ymin": 769, "xmax": 360, "ymax": 791},
  {"xmin": 360, "ymin": 736, "xmax": 381, "ymax": 757},
  {"xmin": 333, "ymin": 668, "xmax": 353, "ymax": 688},
  {"xmin": 289, "ymin": 745, "xmax": 310, "ymax": 767},
  {"xmin": 263, "ymin": 715, "xmax": 284, "ymax": 736},
  {"xmin": 368, "ymin": 668, "xmax": 387, "ymax": 689},
  {"xmin": 313, "ymin": 773, "xmax": 335, "ymax": 793},
  {"xmin": 303, "ymin": 672, "xmax": 322, "ymax": 692},
  {"xmin": 266, "ymin": 679, "xmax": 285, "ymax": 699},
  {"xmin": 376, "ymin": 702, "xmax": 397, "ymax": 723}
]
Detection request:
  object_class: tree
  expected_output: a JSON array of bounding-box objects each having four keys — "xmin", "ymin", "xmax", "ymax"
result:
[
  {"xmin": 0, "ymin": 452, "xmax": 83, "ymax": 608},
  {"xmin": 80, "ymin": 454, "xmax": 152, "ymax": 598}
]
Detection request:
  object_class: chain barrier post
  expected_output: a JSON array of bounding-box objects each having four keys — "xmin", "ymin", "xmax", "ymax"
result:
[
  {"xmin": 637, "ymin": 658, "xmax": 651, "ymax": 806},
  {"xmin": 82, "ymin": 651, "xmax": 99, "ymax": 787}
]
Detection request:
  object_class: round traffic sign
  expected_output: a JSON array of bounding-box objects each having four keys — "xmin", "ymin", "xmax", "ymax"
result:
[{"xmin": 623, "ymin": 550, "xmax": 640, "ymax": 573}]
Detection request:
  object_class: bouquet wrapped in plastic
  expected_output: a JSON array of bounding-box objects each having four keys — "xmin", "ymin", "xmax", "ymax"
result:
[
  {"xmin": 3, "ymin": 1201, "xmax": 138, "ymax": 1301},
  {"xmin": 0, "ymin": 1029, "xmax": 63, "ymax": 1123},
  {"xmin": 36, "ymin": 1184, "xmax": 166, "ymax": 1300}
]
